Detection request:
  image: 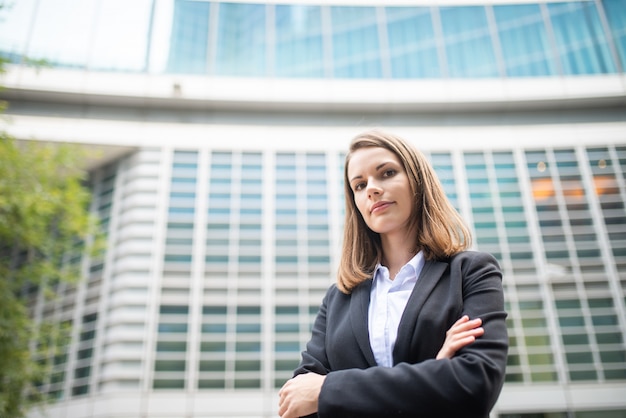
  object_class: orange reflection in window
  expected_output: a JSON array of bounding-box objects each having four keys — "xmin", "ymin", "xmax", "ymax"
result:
[
  {"xmin": 532, "ymin": 178, "xmax": 554, "ymax": 200},
  {"xmin": 594, "ymin": 175, "xmax": 618, "ymax": 195},
  {"xmin": 562, "ymin": 180, "xmax": 584, "ymax": 199}
]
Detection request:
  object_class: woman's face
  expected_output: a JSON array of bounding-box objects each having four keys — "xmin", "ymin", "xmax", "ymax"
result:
[{"xmin": 347, "ymin": 146, "xmax": 414, "ymax": 239}]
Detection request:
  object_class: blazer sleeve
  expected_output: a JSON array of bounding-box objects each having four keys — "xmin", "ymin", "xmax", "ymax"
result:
[
  {"xmin": 313, "ymin": 252, "xmax": 508, "ymax": 418},
  {"xmin": 294, "ymin": 286, "xmax": 332, "ymax": 376}
]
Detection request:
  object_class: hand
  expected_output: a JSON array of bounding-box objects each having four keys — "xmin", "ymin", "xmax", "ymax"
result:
[
  {"xmin": 278, "ymin": 372, "xmax": 326, "ymax": 418},
  {"xmin": 436, "ymin": 315, "xmax": 484, "ymax": 360}
]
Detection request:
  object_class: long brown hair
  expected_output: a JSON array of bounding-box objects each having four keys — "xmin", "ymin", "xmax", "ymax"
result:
[{"xmin": 337, "ymin": 130, "xmax": 471, "ymax": 294}]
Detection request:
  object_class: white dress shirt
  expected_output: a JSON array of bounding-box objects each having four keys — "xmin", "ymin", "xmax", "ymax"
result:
[{"xmin": 368, "ymin": 251, "xmax": 426, "ymax": 367}]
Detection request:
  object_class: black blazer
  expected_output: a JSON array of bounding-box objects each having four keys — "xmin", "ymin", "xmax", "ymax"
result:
[{"xmin": 294, "ymin": 251, "xmax": 508, "ymax": 418}]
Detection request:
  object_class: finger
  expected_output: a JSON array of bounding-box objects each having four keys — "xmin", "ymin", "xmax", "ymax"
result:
[
  {"xmin": 278, "ymin": 398, "xmax": 289, "ymax": 416},
  {"xmin": 451, "ymin": 318, "xmax": 482, "ymax": 333},
  {"xmin": 278, "ymin": 378, "xmax": 292, "ymax": 396},
  {"xmin": 452, "ymin": 327, "xmax": 484, "ymax": 341},
  {"xmin": 278, "ymin": 385, "xmax": 289, "ymax": 409},
  {"xmin": 449, "ymin": 336, "xmax": 476, "ymax": 351}
]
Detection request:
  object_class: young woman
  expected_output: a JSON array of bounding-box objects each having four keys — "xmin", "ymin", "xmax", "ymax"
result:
[{"xmin": 278, "ymin": 130, "xmax": 508, "ymax": 418}]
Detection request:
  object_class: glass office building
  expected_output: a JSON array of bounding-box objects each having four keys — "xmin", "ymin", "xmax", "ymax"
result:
[{"xmin": 0, "ymin": 0, "xmax": 625, "ymax": 417}]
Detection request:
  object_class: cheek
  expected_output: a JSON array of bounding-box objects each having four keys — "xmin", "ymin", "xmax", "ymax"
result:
[{"xmin": 353, "ymin": 195, "xmax": 369, "ymax": 219}]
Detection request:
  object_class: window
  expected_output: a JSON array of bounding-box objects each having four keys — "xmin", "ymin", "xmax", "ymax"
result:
[
  {"xmin": 275, "ymin": 5, "xmax": 324, "ymax": 77},
  {"xmin": 215, "ymin": 3, "xmax": 266, "ymax": 76},
  {"xmin": 439, "ymin": 6, "xmax": 498, "ymax": 77},
  {"xmin": 331, "ymin": 6, "xmax": 382, "ymax": 78},
  {"xmin": 547, "ymin": 2, "xmax": 616, "ymax": 75}
]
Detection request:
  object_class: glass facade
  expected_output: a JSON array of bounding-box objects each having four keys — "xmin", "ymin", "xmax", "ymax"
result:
[{"xmin": 1, "ymin": 0, "xmax": 625, "ymax": 78}]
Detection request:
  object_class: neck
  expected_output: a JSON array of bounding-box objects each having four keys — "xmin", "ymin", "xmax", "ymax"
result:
[{"xmin": 380, "ymin": 232, "xmax": 417, "ymax": 278}]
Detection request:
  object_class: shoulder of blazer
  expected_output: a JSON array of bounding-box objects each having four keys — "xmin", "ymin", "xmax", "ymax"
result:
[
  {"xmin": 445, "ymin": 250, "xmax": 501, "ymax": 270},
  {"xmin": 326, "ymin": 279, "xmax": 374, "ymax": 300}
]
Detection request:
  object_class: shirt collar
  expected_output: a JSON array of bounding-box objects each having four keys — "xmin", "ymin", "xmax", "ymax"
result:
[{"xmin": 373, "ymin": 251, "xmax": 425, "ymax": 284}]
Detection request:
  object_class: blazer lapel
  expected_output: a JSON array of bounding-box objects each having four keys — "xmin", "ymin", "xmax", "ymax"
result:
[
  {"xmin": 350, "ymin": 279, "xmax": 378, "ymax": 367},
  {"xmin": 392, "ymin": 259, "xmax": 448, "ymax": 362}
]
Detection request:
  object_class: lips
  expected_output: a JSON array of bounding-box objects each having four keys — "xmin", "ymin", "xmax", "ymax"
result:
[{"xmin": 370, "ymin": 201, "xmax": 392, "ymax": 214}]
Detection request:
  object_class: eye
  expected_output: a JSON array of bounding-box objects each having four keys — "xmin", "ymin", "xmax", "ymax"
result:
[
  {"xmin": 382, "ymin": 169, "xmax": 396, "ymax": 177},
  {"xmin": 353, "ymin": 182, "xmax": 366, "ymax": 192}
]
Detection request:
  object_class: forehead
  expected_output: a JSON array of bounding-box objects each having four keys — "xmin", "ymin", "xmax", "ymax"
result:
[{"xmin": 347, "ymin": 147, "xmax": 401, "ymax": 177}]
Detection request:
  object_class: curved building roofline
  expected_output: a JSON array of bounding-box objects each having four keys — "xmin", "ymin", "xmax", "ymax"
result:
[{"xmin": 2, "ymin": 66, "xmax": 625, "ymax": 113}]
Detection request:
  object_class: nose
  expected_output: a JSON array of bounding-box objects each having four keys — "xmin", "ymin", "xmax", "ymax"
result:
[{"xmin": 366, "ymin": 177, "xmax": 382, "ymax": 197}]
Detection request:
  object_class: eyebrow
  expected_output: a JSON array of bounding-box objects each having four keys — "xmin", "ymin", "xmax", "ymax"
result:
[{"xmin": 349, "ymin": 162, "xmax": 392, "ymax": 183}]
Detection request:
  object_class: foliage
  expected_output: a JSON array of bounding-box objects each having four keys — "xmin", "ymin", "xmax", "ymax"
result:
[
  {"xmin": 0, "ymin": 3, "xmax": 97, "ymax": 415},
  {"xmin": 0, "ymin": 134, "xmax": 100, "ymax": 417}
]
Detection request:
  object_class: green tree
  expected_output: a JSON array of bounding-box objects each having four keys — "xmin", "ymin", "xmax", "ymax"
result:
[
  {"xmin": 0, "ymin": 6, "xmax": 99, "ymax": 414},
  {"xmin": 0, "ymin": 16, "xmax": 100, "ymax": 412},
  {"xmin": 0, "ymin": 119, "xmax": 100, "ymax": 416}
]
